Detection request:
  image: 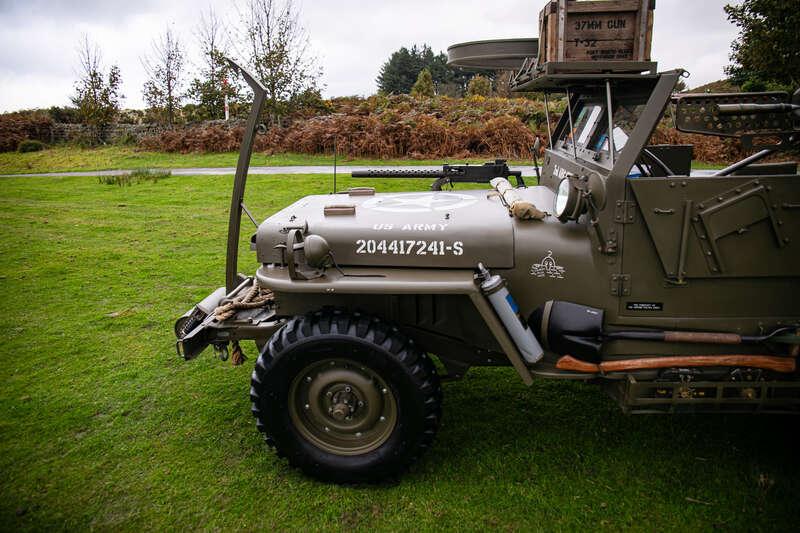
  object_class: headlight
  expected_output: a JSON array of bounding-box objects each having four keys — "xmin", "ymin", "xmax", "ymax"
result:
[{"xmin": 554, "ymin": 177, "xmax": 585, "ymax": 223}]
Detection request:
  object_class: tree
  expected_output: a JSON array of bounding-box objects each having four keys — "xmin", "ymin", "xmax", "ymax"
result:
[
  {"xmin": 411, "ymin": 68, "xmax": 435, "ymax": 98},
  {"xmin": 467, "ymin": 75, "xmax": 492, "ymax": 97},
  {"xmin": 142, "ymin": 28, "xmax": 185, "ymax": 126},
  {"xmin": 377, "ymin": 44, "xmax": 475, "ymax": 96},
  {"xmin": 70, "ymin": 35, "xmax": 123, "ymax": 142},
  {"xmin": 724, "ymin": 0, "xmax": 800, "ymax": 91},
  {"xmin": 377, "ymin": 47, "xmax": 418, "ymax": 95},
  {"xmin": 186, "ymin": 8, "xmax": 240, "ymax": 121},
  {"xmin": 428, "ymin": 51, "xmax": 475, "ymax": 96},
  {"xmin": 237, "ymin": 0, "xmax": 322, "ymax": 125}
]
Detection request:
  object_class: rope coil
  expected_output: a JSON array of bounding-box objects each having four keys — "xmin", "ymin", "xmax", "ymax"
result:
[{"xmin": 214, "ymin": 280, "xmax": 274, "ymax": 322}]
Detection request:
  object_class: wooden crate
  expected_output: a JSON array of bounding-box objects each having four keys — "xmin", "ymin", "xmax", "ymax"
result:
[{"xmin": 537, "ymin": 0, "xmax": 655, "ymax": 64}]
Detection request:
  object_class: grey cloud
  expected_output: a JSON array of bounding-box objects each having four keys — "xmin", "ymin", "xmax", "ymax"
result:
[
  {"xmin": 0, "ymin": 0, "xmax": 740, "ymax": 112},
  {"xmin": 0, "ymin": 0, "xmax": 160, "ymax": 21}
]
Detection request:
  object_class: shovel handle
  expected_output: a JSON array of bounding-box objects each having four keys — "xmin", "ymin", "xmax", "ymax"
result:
[{"xmin": 663, "ymin": 331, "xmax": 742, "ymax": 344}]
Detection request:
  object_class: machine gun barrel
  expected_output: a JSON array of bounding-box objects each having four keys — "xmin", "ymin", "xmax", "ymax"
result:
[
  {"xmin": 717, "ymin": 103, "xmax": 800, "ymax": 115},
  {"xmin": 351, "ymin": 169, "xmax": 450, "ymax": 179}
]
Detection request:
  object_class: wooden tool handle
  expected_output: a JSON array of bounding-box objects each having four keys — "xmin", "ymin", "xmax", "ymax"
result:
[
  {"xmin": 556, "ymin": 356, "xmax": 601, "ymax": 373},
  {"xmin": 663, "ymin": 331, "xmax": 742, "ymax": 344},
  {"xmin": 557, "ymin": 355, "xmax": 797, "ymax": 374},
  {"xmin": 601, "ymin": 355, "xmax": 796, "ymax": 374}
]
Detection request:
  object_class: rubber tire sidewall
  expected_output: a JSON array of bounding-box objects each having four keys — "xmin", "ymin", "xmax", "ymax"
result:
[{"xmin": 257, "ymin": 333, "xmax": 429, "ymax": 483}]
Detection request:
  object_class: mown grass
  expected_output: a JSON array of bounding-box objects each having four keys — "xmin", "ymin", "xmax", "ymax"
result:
[
  {"xmin": 0, "ymin": 146, "xmax": 526, "ymax": 175},
  {"xmin": 1, "ymin": 172, "xmax": 797, "ymax": 531},
  {"xmin": 0, "ymin": 145, "xmax": 726, "ymax": 175}
]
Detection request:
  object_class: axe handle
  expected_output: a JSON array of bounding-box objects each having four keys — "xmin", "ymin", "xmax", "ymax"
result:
[
  {"xmin": 557, "ymin": 355, "xmax": 796, "ymax": 374},
  {"xmin": 556, "ymin": 356, "xmax": 600, "ymax": 373},
  {"xmin": 602, "ymin": 355, "xmax": 795, "ymax": 373}
]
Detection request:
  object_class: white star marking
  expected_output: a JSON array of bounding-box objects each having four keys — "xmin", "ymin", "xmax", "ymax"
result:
[{"xmin": 362, "ymin": 193, "xmax": 478, "ymax": 213}]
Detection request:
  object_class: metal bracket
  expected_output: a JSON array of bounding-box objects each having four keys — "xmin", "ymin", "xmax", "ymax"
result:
[
  {"xmin": 614, "ymin": 200, "xmax": 637, "ymax": 224},
  {"xmin": 611, "ymin": 274, "xmax": 631, "ymax": 297}
]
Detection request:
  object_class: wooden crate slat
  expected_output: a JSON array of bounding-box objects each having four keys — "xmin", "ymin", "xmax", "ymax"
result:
[
  {"xmin": 539, "ymin": 0, "xmax": 654, "ymax": 65},
  {"xmin": 566, "ymin": 0, "xmax": 644, "ymax": 13}
]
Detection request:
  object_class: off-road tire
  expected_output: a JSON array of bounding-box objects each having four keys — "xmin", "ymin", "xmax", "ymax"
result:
[{"xmin": 250, "ymin": 309, "xmax": 442, "ymax": 483}]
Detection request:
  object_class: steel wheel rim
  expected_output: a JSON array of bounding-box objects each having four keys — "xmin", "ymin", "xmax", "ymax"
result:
[{"xmin": 288, "ymin": 358, "xmax": 398, "ymax": 456}]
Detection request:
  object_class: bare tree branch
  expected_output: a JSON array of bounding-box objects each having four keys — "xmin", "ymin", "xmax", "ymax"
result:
[
  {"xmin": 71, "ymin": 34, "xmax": 122, "ymax": 143},
  {"xmin": 187, "ymin": 8, "xmax": 242, "ymax": 121},
  {"xmin": 141, "ymin": 28, "xmax": 185, "ymax": 126},
  {"xmin": 234, "ymin": 0, "xmax": 322, "ymax": 125}
]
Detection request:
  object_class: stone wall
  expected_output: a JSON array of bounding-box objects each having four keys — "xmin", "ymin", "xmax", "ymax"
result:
[{"xmin": 46, "ymin": 123, "xmax": 171, "ymax": 144}]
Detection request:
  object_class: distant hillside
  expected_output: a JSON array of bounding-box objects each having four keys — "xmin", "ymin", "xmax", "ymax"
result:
[{"xmin": 688, "ymin": 79, "xmax": 741, "ymax": 94}]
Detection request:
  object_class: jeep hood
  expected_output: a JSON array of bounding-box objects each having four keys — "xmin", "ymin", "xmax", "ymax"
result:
[{"xmin": 255, "ymin": 189, "xmax": 518, "ymax": 269}]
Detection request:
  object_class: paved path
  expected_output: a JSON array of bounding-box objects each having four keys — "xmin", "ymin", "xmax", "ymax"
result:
[
  {"xmin": 1, "ymin": 166, "xmax": 720, "ymax": 179},
  {"xmin": 1, "ymin": 165, "xmax": 543, "ymax": 178}
]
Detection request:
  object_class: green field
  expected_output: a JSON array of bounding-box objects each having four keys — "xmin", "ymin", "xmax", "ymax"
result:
[
  {"xmin": 1, "ymin": 172, "xmax": 797, "ymax": 531},
  {"xmin": 0, "ymin": 146, "xmax": 528, "ymax": 175},
  {"xmin": 0, "ymin": 146, "xmax": 725, "ymax": 175}
]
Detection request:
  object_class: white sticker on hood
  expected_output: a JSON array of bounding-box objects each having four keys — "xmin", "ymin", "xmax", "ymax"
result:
[{"xmin": 362, "ymin": 193, "xmax": 477, "ymax": 213}]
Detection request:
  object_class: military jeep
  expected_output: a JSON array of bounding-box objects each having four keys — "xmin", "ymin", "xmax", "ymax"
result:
[{"xmin": 175, "ymin": 6, "xmax": 800, "ymax": 483}]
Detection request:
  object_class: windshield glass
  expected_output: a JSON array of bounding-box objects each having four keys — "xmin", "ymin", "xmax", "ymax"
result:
[
  {"xmin": 561, "ymin": 103, "xmax": 604, "ymax": 151},
  {"xmin": 591, "ymin": 103, "xmax": 646, "ymax": 154},
  {"xmin": 557, "ymin": 97, "xmax": 647, "ymax": 166}
]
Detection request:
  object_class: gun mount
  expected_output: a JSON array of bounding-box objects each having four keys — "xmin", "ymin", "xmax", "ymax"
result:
[{"xmin": 351, "ymin": 160, "xmax": 526, "ymax": 190}]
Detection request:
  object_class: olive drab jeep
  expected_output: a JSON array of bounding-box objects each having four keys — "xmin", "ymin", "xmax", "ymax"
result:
[{"xmin": 175, "ymin": 0, "xmax": 800, "ymax": 483}]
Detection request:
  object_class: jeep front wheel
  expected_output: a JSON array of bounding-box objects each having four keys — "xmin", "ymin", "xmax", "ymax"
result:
[{"xmin": 250, "ymin": 310, "xmax": 442, "ymax": 483}]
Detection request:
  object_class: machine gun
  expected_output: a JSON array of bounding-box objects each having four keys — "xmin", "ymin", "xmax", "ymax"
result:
[
  {"xmin": 352, "ymin": 159, "xmax": 525, "ymax": 191},
  {"xmin": 673, "ymin": 90, "xmax": 800, "ymax": 176}
]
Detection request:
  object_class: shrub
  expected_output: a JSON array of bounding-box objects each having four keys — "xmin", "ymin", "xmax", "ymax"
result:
[
  {"xmin": 467, "ymin": 75, "xmax": 492, "ymax": 97},
  {"xmin": 17, "ymin": 139, "xmax": 46, "ymax": 153},
  {"xmin": 131, "ymin": 94, "xmax": 746, "ymax": 163},
  {"xmin": 114, "ymin": 131, "xmax": 138, "ymax": 146},
  {"xmin": 47, "ymin": 106, "xmax": 82, "ymax": 124},
  {"xmin": 0, "ymin": 111, "xmax": 53, "ymax": 152},
  {"xmin": 99, "ymin": 169, "xmax": 171, "ymax": 186}
]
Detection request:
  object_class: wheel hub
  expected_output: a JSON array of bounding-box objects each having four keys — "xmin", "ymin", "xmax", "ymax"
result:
[
  {"xmin": 329, "ymin": 388, "xmax": 358, "ymax": 421},
  {"xmin": 289, "ymin": 358, "xmax": 397, "ymax": 456}
]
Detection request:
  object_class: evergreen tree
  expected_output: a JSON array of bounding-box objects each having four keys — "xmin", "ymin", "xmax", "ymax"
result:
[
  {"xmin": 377, "ymin": 44, "xmax": 475, "ymax": 95},
  {"xmin": 411, "ymin": 68, "xmax": 435, "ymax": 98}
]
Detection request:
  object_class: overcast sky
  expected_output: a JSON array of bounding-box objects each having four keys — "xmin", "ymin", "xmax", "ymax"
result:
[{"xmin": 0, "ymin": 0, "xmax": 740, "ymax": 112}]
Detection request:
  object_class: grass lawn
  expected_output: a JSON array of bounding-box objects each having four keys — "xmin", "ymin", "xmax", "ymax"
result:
[
  {"xmin": 0, "ymin": 146, "xmax": 528, "ymax": 175},
  {"xmin": 1, "ymin": 172, "xmax": 797, "ymax": 531},
  {"xmin": 0, "ymin": 145, "xmax": 725, "ymax": 175}
]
